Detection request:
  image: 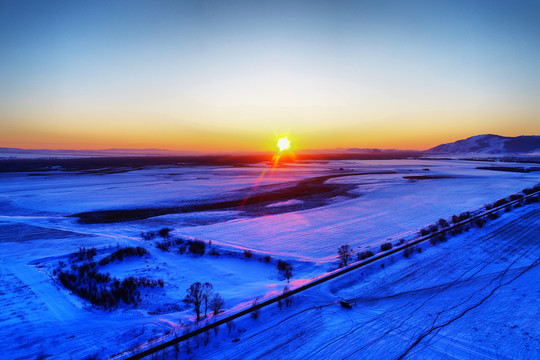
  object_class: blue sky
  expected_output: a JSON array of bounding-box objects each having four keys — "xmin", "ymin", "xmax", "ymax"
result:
[{"xmin": 1, "ymin": 0, "xmax": 539, "ymax": 151}]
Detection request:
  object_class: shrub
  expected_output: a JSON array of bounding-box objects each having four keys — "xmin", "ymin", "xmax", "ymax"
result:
[
  {"xmin": 525, "ymin": 196, "xmax": 539, "ymax": 204},
  {"xmin": 57, "ymin": 260, "xmax": 161, "ymax": 309},
  {"xmin": 488, "ymin": 212, "xmax": 499, "ymax": 220},
  {"xmin": 380, "ymin": 242, "xmax": 392, "ymax": 251},
  {"xmin": 493, "ymin": 198, "xmax": 508, "ymax": 207},
  {"xmin": 209, "ymin": 248, "xmax": 220, "ymax": 256},
  {"xmin": 357, "ymin": 250, "xmax": 374, "ymax": 260},
  {"xmin": 283, "ymin": 264, "xmax": 293, "ymax": 282},
  {"xmin": 72, "ymin": 247, "xmax": 97, "ymax": 262},
  {"xmin": 158, "ymin": 227, "xmax": 172, "ymax": 239},
  {"xmin": 188, "ymin": 240, "xmax": 206, "ymax": 255},
  {"xmin": 420, "ymin": 228, "xmax": 429, "ymax": 236},
  {"xmin": 277, "ymin": 259, "xmax": 290, "ymax": 271},
  {"xmin": 437, "ymin": 219, "xmax": 449, "ymax": 228},
  {"xmin": 263, "ymin": 255, "xmax": 272, "ymax": 263},
  {"xmin": 178, "ymin": 244, "xmax": 187, "ymax": 254},
  {"xmin": 98, "ymin": 247, "xmax": 148, "ymax": 266},
  {"xmin": 522, "ymin": 186, "xmax": 540, "ymax": 195},
  {"xmin": 141, "ymin": 231, "xmax": 156, "ymax": 240},
  {"xmin": 475, "ymin": 218, "xmax": 486, "ymax": 228},
  {"xmin": 156, "ymin": 241, "xmax": 171, "ymax": 252},
  {"xmin": 277, "ymin": 260, "xmax": 293, "ymax": 282},
  {"xmin": 243, "ymin": 250, "xmax": 253, "ymax": 258},
  {"xmin": 458, "ymin": 211, "xmax": 470, "ymax": 222},
  {"xmin": 403, "ymin": 248, "xmax": 411, "ymax": 258}
]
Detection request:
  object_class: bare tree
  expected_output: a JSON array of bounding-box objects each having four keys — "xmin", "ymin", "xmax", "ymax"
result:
[
  {"xmin": 283, "ymin": 286, "xmax": 293, "ymax": 307},
  {"xmin": 227, "ymin": 319, "xmax": 235, "ymax": 334},
  {"xmin": 202, "ymin": 282, "xmax": 214, "ymax": 317},
  {"xmin": 183, "ymin": 282, "xmax": 204, "ymax": 321},
  {"xmin": 211, "ymin": 292, "xmax": 224, "ymax": 315},
  {"xmin": 203, "ymin": 320, "xmax": 211, "ymax": 346},
  {"xmin": 284, "ymin": 264, "xmax": 293, "ymax": 283},
  {"xmin": 337, "ymin": 244, "xmax": 354, "ymax": 266},
  {"xmin": 213, "ymin": 320, "xmax": 219, "ymax": 336},
  {"xmin": 251, "ymin": 298, "xmax": 260, "ymax": 319},
  {"xmin": 182, "ymin": 324, "xmax": 191, "ymax": 354}
]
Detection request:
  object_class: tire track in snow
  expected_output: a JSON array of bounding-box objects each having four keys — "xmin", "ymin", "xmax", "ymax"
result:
[{"xmin": 395, "ymin": 257, "xmax": 540, "ymax": 360}]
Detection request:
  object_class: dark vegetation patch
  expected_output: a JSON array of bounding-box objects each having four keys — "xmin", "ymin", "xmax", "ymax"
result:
[
  {"xmin": 71, "ymin": 172, "xmax": 396, "ymax": 224},
  {"xmin": 476, "ymin": 166, "xmax": 535, "ymax": 173},
  {"xmin": 0, "ymin": 152, "xmax": 421, "ymax": 173},
  {"xmin": 55, "ymin": 246, "xmax": 162, "ymax": 309},
  {"xmin": 97, "ymin": 246, "xmax": 148, "ymax": 266},
  {"xmin": 357, "ymin": 250, "xmax": 374, "ymax": 260},
  {"xmin": 403, "ymin": 175, "xmax": 455, "ymax": 180},
  {"xmin": 151, "ymin": 233, "xmax": 275, "ymax": 267},
  {"xmin": 523, "ymin": 185, "xmax": 540, "ymax": 195},
  {"xmin": 419, "ymin": 184, "xmax": 540, "ymax": 247}
]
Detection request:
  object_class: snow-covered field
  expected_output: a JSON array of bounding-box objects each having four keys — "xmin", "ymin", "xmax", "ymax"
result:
[
  {"xmin": 186, "ymin": 201, "xmax": 540, "ymax": 360},
  {"xmin": 0, "ymin": 159, "xmax": 539, "ymax": 359}
]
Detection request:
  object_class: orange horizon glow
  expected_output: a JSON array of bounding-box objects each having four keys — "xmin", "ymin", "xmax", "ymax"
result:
[
  {"xmin": 2, "ymin": 2, "xmax": 540, "ymax": 155},
  {"xmin": 2, "ymin": 126, "xmax": 539, "ymax": 154}
]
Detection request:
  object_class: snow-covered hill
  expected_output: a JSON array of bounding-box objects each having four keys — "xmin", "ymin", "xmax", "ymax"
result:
[{"xmin": 426, "ymin": 134, "xmax": 540, "ymax": 155}]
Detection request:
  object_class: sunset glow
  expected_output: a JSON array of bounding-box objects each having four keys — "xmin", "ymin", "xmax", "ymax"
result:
[{"xmin": 1, "ymin": 1, "xmax": 539, "ymax": 152}]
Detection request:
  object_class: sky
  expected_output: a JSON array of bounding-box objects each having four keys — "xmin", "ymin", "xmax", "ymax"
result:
[{"xmin": 1, "ymin": 0, "xmax": 540, "ymax": 152}]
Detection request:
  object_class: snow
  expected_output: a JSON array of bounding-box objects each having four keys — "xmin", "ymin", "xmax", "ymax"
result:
[
  {"xmin": 178, "ymin": 160, "xmax": 540, "ymax": 262},
  {"xmin": 179, "ymin": 202, "xmax": 540, "ymax": 360},
  {"xmin": 0, "ymin": 159, "xmax": 539, "ymax": 359}
]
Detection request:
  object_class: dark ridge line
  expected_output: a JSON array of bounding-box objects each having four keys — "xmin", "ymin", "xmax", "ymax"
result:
[{"xmin": 0, "ymin": 152, "xmax": 422, "ymax": 173}]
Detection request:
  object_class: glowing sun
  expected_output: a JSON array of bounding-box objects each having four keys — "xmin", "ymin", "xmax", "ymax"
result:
[{"xmin": 277, "ymin": 137, "xmax": 290, "ymax": 151}]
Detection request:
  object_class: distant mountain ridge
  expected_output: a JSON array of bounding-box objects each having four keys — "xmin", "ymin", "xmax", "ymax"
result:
[
  {"xmin": 426, "ymin": 134, "xmax": 540, "ymax": 155},
  {"xmin": 0, "ymin": 147, "xmax": 200, "ymax": 159},
  {"xmin": 3, "ymin": 134, "xmax": 540, "ymax": 159}
]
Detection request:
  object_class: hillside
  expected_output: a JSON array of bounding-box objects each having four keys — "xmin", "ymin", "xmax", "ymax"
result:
[{"xmin": 426, "ymin": 134, "xmax": 540, "ymax": 155}]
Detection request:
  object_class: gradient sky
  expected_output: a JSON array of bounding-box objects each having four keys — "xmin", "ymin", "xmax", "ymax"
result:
[{"xmin": 1, "ymin": 0, "xmax": 540, "ymax": 152}]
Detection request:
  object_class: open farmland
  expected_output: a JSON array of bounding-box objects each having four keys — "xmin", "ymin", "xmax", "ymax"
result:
[
  {"xmin": 186, "ymin": 200, "xmax": 540, "ymax": 360},
  {"xmin": 0, "ymin": 158, "xmax": 539, "ymax": 359}
]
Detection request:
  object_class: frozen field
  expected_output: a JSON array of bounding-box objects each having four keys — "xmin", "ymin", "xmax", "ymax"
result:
[
  {"xmin": 186, "ymin": 201, "xmax": 540, "ymax": 360},
  {"xmin": 0, "ymin": 158, "xmax": 539, "ymax": 359}
]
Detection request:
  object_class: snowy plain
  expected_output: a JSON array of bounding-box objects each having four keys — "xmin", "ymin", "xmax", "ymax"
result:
[{"xmin": 0, "ymin": 158, "xmax": 539, "ymax": 359}]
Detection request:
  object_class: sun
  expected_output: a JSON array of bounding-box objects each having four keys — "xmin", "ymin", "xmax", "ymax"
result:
[{"xmin": 277, "ymin": 137, "xmax": 290, "ymax": 152}]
